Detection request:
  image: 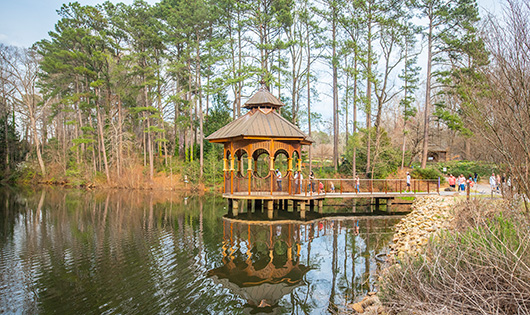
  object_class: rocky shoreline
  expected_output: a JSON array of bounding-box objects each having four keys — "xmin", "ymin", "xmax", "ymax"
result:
[{"xmin": 347, "ymin": 195, "xmax": 455, "ymax": 314}]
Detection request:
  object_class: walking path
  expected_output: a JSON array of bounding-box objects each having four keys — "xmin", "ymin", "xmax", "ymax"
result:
[{"xmin": 439, "ymin": 182, "xmax": 502, "ymax": 197}]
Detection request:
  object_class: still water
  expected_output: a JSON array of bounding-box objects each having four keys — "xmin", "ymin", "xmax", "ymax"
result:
[{"xmin": 0, "ymin": 187, "xmax": 402, "ymax": 314}]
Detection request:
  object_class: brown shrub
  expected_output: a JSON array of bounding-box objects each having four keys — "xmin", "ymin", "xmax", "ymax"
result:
[{"xmin": 379, "ymin": 199, "xmax": 530, "ymax": 315}]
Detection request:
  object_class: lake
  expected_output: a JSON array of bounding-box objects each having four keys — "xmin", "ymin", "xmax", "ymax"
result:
[{"xmin": 0, "ymin": 187, "xmax": 403, "ymax": 314}]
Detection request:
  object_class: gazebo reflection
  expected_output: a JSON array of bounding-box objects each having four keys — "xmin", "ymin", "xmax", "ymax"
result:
[
  {"xmin": 208, "ymin": 214, "xmax": 398, "ymax": 313},
  {"xmin": 208, "ymin": 218, "xmax": 311, "ymax": 312}
]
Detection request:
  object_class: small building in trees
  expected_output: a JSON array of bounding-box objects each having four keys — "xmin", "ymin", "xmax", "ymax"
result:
[{"xmin": 427, "ymin": 145, "xmax": 448, "ymax": 162}]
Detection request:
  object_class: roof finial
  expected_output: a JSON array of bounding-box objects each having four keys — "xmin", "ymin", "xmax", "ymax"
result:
[{"xmin": 259, "ymin": 79, "xmax": 268, "ymax": 91}]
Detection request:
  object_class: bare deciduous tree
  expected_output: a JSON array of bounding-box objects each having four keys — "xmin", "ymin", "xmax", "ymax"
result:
[
  {"xmin": 462, "ymin": 0, "xmax": 530, "ymax": 212},
  {"xmin": 0, "ymin": 45, "xmax": 48, "ymax": 176}
]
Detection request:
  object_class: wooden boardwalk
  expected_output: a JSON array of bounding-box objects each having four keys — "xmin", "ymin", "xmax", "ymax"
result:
[
  {"xmin": 225, "ymin": 178, "xmax": 441, "ymax": 219},
  {"xmin": 224, "ymin": 191, "xmax": 437, "ymax": 200}
]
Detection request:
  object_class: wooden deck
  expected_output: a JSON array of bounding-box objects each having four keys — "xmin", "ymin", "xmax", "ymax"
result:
[
  {"xmin": 224, "ymin": 178, "xmax": 441, "ymax": 219},
  {"xmin": 224, "ymin": 191, "xmax": 437, "ymax": 200}
]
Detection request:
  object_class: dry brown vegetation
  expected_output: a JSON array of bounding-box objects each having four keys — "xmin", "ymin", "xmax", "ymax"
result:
[
  {"xmin": 459, "ymin": 0, "xmax": 530, "ymax": 212},
  {"xmin": 380, "ymin": 199, "xmax": 530, "ymax": 315}
]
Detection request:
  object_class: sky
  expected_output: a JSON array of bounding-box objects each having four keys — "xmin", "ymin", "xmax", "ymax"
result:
[
  {"xmin": 0, "ymin": 0, "xmax": 159, "ymax": 47},
  {"xmin": 0, "ymin": 0, "xmax": 502, "ymax": 48},
  {"xmin": 0, "ymin": 0, "xmax": 502, "ymax": 127}
]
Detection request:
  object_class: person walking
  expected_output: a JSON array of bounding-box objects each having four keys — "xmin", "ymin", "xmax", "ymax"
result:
[
  {"xmin": 355, "ymin": 175, "xmax": 360, "ymax": 193},
  {"xmin": 276, "ymin": 169, "xmax": 282, "ymax": 192},
  {"xmin": 473, "ymin": 172, "xmax": 478, "ymax": 184},
  {"xmin": 294, "ymin": 170, "xmax": 303, "ymax": 194},
  {"xmin": 458, "ymin": 174, "xmax": 466, "ymax": 192},
  {"xmin": 405, "ymin": 172, "xmax": 411, "ymax": 193},
  {"xmin": 308, "ymin": 171, "xmax": 315, "ymax": 192},
  {"xmin": 448, "ymin": 174, "xmax": 456, "ymax": 189},
  {"xmin": 489, "ymin": 173, "xmax": 497, "ymax": 193}
]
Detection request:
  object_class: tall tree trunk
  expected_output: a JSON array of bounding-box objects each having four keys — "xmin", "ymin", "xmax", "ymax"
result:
[
  {"xmin": 147, "ymin": 115, "xmax": 154, "ymax": 182},
  {"xmin": 75, "ymin": 78, "xmax": 83, "ymax": 164},
  {"xmin": 29, "ymin": 110, "xmax": 45, "ymax": 176},
  {"xmin": 62, "ymin": 112, "xmax": 67, "ymax": 174},
  {"xmin": 291, "ymin": 49, "xmax": 298, "ymax": 124},
  {"xmin": 306, "ymin": 12, "xmax": 312, "ymax": 173},
  {"xmin": 237, "ymin": 9, "xmax": 242, "ymax": 117},
  {"xmin": 229, "ymin": 22, "xmax": 237, "ymax": 119},
  {"xmin": 352, "ymin": 51, "xmax": 358, "ymax": 178},
  {"xmin": 188, "ymin": 60, "xmax": 194, "ymax": 163},
  {"xmin": 3, "ymin": 107, "xmax": 9, "ymax": 172},
  {"xmin": 197, "ymin": 40, "xmax": 204, "ymax": 179},
  {"xmin": 332, "ymin": 4, "xmax": 339, "ymax": 171},
  {"xmin": 145, "ymin": 85, "xmax": 154, "ymax": 182},
  {"xmin": 345, "ymin": 58, "xmax": 349, "ymax": 147},
  {"xmin": 95, "ymin": 89, "xmax": 110, "ymax": 184},
  {"xmin": 118, "ymin": 94, "xmax": 123, "ymax": 177},
  {"xmin": 421, "ymin": 14, "xmax": 433, "ymax": 169},
  {"xmin": 365, "ymin": 6, "xmax": 373, "ymax": 175},
  {"xmin": 143, "ymin": 118, "xmax": 147, "ymax": 167},
  {"xmin": 401, "ymin": 48, "xmax": 409, "ymax": 170}
]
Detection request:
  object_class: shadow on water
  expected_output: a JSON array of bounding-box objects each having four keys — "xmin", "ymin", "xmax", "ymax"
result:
[{"xmin": 0, "ymin": 187, "xmax": 405, "ymax": 314}]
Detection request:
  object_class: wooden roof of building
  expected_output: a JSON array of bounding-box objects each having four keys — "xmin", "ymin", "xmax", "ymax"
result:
[
  {"xmin": 206, "ymin": 87, "xmax": 313, "ymax": 144},
  {"xmin": 243, "ymin": 87, "xmax": 284, "ymax": 109}
]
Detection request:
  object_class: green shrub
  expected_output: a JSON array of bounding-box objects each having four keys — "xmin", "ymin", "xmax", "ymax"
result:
[
  {"xmin": 436, "ymin": 160, "xmax": 498, "ymax": 179},
  {"xmin": 411, "ymin": 167, "xmax": 445, "ymax": 182}
]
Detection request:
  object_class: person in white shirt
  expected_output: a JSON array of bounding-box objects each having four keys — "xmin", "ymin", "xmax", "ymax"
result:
[
  {"xmin": 276, "ymin": 169, "xmax": 282, "ymax": 191},
  {"xmin": 294, "ymin": 170, "xmax": 303, "ymax": 193},
  {"xmin": 489, "ymin": 173, "xmax": 497, "ymax": 193},
  {"xmin": 405, "ymin": 172, "xmax": 411, "ymax": 192}
]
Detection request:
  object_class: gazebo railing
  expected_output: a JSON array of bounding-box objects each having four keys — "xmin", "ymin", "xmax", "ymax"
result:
[
  {"xmin": 299, "ymin": 178, "xmax": 440, "ymax": 196},
  {"xmin": 226, "ymin": 174, "xmax": 440, "ymax": 196}
]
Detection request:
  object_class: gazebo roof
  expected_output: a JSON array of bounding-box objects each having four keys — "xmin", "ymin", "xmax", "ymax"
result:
[
  {"xmin": 206, "ymin": 88, "xmax": 313, "ymax": 144},
  {"xmin": 243, "ymin": 87, "xmax": 285, "ymax": 109}
]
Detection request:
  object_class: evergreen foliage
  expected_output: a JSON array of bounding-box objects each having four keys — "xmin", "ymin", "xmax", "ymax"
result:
[{"xmin": 0, "ymin": 0, "xmax": 492, "ymax": 187}]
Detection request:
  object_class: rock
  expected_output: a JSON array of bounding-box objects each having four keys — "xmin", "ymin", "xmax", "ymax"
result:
[
  {"xmin": 389, "ymin": 196, "xmax": 455, "ymax": 258},
  {"xmin": 361, "ymin": 297, "xmax": 376, "ymax": 308},
  {"xmin": 351, "ymin": 302, "xmax": 364, "ymax": 313}
]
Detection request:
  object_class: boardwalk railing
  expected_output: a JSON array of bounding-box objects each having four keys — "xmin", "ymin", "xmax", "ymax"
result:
[
  {"xmin": 294, "ymin": 178, "xmax": 440, "ymax": 196},
  {"xmin": 227, "ymin": 173, "xmax": 440, "ymax": 196}
]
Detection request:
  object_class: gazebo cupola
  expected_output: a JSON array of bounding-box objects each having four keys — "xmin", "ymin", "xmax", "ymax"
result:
[{"xmin": 207, "ymin": 84, "xmax": 313, "ymax": 196}]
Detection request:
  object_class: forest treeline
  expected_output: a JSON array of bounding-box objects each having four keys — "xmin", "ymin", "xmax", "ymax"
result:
[{"xmin": 0, "ymin": 0, "xmax": 529, "ymax": 199}]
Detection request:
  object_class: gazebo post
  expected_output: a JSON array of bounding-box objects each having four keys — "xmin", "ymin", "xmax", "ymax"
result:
[
  {"xmin": 223, "ymin": 157, "xmax": 228, "ymax": 193},
  {"xmin": 288, "ymin": 157, "xmax": 292, "ymax": 195},
  {"xmin": 270, "ymin": 154, "xmax": 275, "ymax": 196},
  {"xmin": 247, "ymin": 156, "xmax": 252, "ymax": 195},
  {"xmin": 230, "ymin": 156, "xmax": 235, "ymax": 194}
]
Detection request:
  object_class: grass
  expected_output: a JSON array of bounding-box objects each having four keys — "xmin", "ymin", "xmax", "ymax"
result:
[{"xmin": 379, "ymin": 199, "xmax": 530, "ymax": 314}]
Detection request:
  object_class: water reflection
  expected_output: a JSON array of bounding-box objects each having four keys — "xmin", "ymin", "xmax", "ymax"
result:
[
  {"xmin": 209, "ymin": 215, "xmax": 400, "ymax": 314},
  {"xmin": 209, "ymin": 219, "xmax": 310, "ymax": 313},
  {"xmin": 0, "ymin": 188, "xmax": 401, "ymax": 314}
]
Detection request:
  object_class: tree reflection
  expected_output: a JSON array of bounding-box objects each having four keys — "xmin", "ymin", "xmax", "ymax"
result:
[
  {"xmin": 0, "ymin": 188, "xmax": 400, "ymax": 314},
  {"xmin": 208, "ymin": 214, "xmax": 399, "ymax": 313}
]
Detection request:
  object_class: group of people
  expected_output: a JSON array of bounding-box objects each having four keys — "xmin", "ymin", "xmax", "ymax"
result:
[
  {"xmin": 489, "ymin": 172, "xmax": 511, "ymax": 194},
  {"xmin": 447, "ymin": 173, "xmax": 476, "ymax": 192},
  {"xmin": 275, "ymin": 170, "xmax": 340, "ymax": 194},
  {"xmin": 445, "ymin": 171, "xmax": 513, "ymax": 195}
]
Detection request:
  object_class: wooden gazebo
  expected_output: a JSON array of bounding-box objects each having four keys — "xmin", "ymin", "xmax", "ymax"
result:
[{"xmin": 207, "ymin": 85, "xmax": 313, "ymax": 209}]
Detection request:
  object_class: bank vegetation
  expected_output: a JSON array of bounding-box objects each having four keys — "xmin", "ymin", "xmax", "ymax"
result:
[{"xmin": 380, "ymin": 198, "xmax": 530, "ymax": 315}]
